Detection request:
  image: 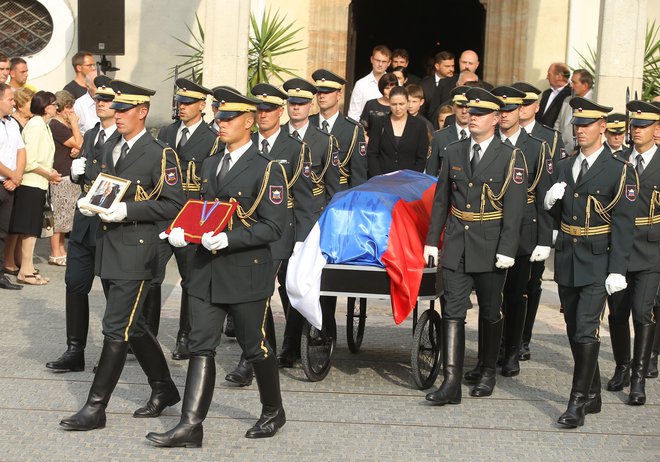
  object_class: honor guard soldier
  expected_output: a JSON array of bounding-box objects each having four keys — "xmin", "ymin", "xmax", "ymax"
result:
[
  {"xmin": 46, "ymin": 75, "xmax": 118, "ymax": 372},
  {"xmin": 60, "ymin": 80, "xmax": 186, "ymax": 431},
  {"xmin": 224, "ymin": 83, "xmax": 316, "ymax": 386},
  {"xmin": 605, "ymin": 100, "xmax": 660, "ymax": 405},
  {"xmin": 512, "ymin": 81, "xmax": 567, "ymax": 361},
  {"xmin": 311, "ymin": 68, "xmax": 368, "ymax": 194},
  {"xmin": 426, "ymin": 86, "xmax": 471, "ymax": 177},
  {"xmin": 148, "ymin": 88, "xmax": 288, "ymax": 447},
  {"xmin": 543, "ymin": 97, "xmax": 636, "ymax": 428},
  {"xmin": 604, "ymin": 113, "xmax": 628, "ymax": 154},
  {"xmin": 278, "ymin": 77, "xmax": 341, "ymax": 366},
  {"xmin": 423, "ymin": 87, "xmax": 527, "ymax": 405},
  {"xmin": 136, "ymin": 78, "xmax": 217, "ymax": 360}
]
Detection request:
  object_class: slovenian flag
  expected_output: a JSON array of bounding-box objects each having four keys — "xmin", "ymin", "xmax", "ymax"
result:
[{"xmin": 286, "ymin": 170, "xmax": 437, "ymax": 329}]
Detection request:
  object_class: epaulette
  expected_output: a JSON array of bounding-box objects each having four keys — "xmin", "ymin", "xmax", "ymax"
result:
[
  {"xmin": 256, "ymin": 151, "xmax": 272, "ymax": 162},
  {"xmin": 611, "ymin": 152, "xmax": 632, "ymax": 166},
  {"xmin": 287, "ymin": 133, "xmax": 304, "ymax": 145},
  {"xmin": 345, "ymin": 116, "xmax": 361, "ymax": 126},
  {"xmin": 312, "ymin": 125, "xmax": 331, "ymax": 137},
  {"xmin": 433, "ymin": 125, "xmax": 452, "ymax": 136},
  {"xmin": 527, "ymin": 132, "xmax": 546, "ymax": 144},
  {"xmin": 154, "ymin": 138, "xmax": 169, "ymax": 149},
  {"xmin": 541, "ymin": 123, "xmax": 560, "ymax": 133},
  {"xmin": 444, "ymin": 138, "xmax": 463, "ymax": 151}
]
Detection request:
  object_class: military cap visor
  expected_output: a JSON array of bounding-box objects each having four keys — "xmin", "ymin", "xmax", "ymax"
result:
[
  {"xmin": 627, "ymin": 100, "xmax": 660, "ymax": 127},
  {"xmin": 466, "ymin": 87, "xmax": 503, "ymax": 114},
  {"xmin": 605, "ymin": 113, "xmax": 626, "ymax": 133},
  {"xmin": 283, "ymin": 78, "xmax": 317, "ymax": 104},
  {"xmin": 511, "ymin": 82, "xmax": 541, "ymax": 105},
  {"xmin": 94, "ymin": 92, "xmax": 114, "ymax": 102},
  {"xmin": 312, "ymin": 69, "xmax": 346, "ymax": 93},
  {"xmin": 251, "ymin": 83, "xmax": 287, "ymax": 110},
  {"xmin": 174, "ymin": 78, "xmax": 210, "ymax": 104},
  {"xmin": 570, "ymin": 97, "xmax": 612, "ymax": 125},
  {"xmin": 450, "ymin": 86, "xmax": 469, "ymax": 106},
  {"xmin": 212, "ymin": 88, "xmax": 259, "ymax": 120}
]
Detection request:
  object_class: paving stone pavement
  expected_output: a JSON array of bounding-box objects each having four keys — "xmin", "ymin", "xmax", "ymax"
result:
[{"xmin": 0, "ymin": 242, "xmax": 658, "ymax": 461}]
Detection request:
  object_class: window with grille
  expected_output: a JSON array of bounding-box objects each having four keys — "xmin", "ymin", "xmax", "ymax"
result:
[{"xmin": 0, "ymin": 0, "xmax": 53, "ymax": 57}]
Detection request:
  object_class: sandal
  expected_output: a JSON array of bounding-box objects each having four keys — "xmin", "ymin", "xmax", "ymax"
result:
[
  {"xmin": 17, "ymin": 274, "xmax": 49, "ymax": 285},
  {"xmin": 48, "ymin": 256, "xmax": 67, "ymax": 266}
]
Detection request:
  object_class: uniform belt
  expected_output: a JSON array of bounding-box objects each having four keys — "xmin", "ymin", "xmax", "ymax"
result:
[
  {"xmin": 635, "ymin": 215, "xmax": 660, "ymax": 226},
  {"xmin": 450, "ymin": 206, "xmax": 503, "ymax": 222},
  {"xmin": 560, "ymin": 222, "xmax": 611, "ymax": 236}
]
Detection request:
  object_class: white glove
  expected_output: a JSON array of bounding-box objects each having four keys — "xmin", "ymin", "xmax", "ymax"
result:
[
  {"xmin": 552, "ymin": 229, "xmax": 558, "ymax": 246},
  {"xmin": 605, "ymin": 273, "xmax": 627, "ymax": 295},
  {"xmin": 70, "ymin": 157, "xmax": 86, "ymax": 178},
  {"xmin": 201, "ymin": 231, "xmax": 228, "ymax": 251},
  {"xmin": 495, "ymin": 254, "xmax": 515, "ymax": 269},
  {"xmin": 529, "ymin": 245, "xmax": 551, "ymax": 262},
  {"xmin": 423, "ymin": 245, "xmax": 439, "ymax": 267},
  {"xmin": 77, "ymin": 197, "xmax": 96, "ymax": 217},
  {"xmin": 544, "ymin": 182, "xmax": 567, "ymax": 210},
  {"xmin": 167, "ymin": 227, "xmax": 188, "ymax": 248},
  {"xmin": 99, "ymin": 202, "xmax": 127, "ymax": 222},
  {"xmin": 292, "ymin": 241, "xmax": 303, "ymax": 256}
]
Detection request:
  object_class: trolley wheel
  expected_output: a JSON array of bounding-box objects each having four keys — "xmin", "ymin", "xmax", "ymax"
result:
[
  {"xmin": 300, "ymin": 320, "xmax": 335, "ymax": 382},
  {"xmin": 346, "ymin": 297, "xmax": 367, "ymax": 353},
  {"xmin": 410, "ymin": 309, "xmax": 442, "ymax": 390}
]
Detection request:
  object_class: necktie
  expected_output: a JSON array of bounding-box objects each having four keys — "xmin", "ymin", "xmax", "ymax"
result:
[
  {"xmin": 217, "ymin": 152, "xmax": 231, "ymax": 183},
  {"xmin": 636, "ymin": 154, "xmax": 645, "ymax": 176},
  {"xmin": 459, "ymin": 129, "xmax": 467, "ymax": 141},
  {"xmin": 576, "ymin": 158, "xmax": 588, "ymax": 183},
  {"xmin": 470, "ymin": 144, "xmax": 481, "ymax": 174},
  {"xmin": 177, "ymin": 127, "xmax": 189, "ymax": 152},
  {"xmin": 292, "ymin": 130, "xmax": 301, "ymax": 140},
  {"xmin": 116, "ymin": 143, "xmax": 129, "ymax": 166},
  {"xmin": 261, "ymin": 139, "xmax": 270, "ymax": 156},
  {"xmin": 322, "ymin": 120, "xmax": 330, "ymax": 133},
  {"xmin": 95, "ymin": 130, "xmax": 106, "ymax": 149}
]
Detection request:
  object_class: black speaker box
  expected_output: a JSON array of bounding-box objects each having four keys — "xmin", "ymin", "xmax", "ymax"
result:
[{"xmin": 77, "ymin": 0, "xmax": 125, "ymax": 55}]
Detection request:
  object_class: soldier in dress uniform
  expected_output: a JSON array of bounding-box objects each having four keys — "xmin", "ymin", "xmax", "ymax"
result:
[
  {"xmin": 46, "ymin": 75, "xmax": 118, "ymax": 372},
  {"xmin": 604, "ymin": 113, "xmax": 628, "ymax": 154},
  {"xmin": 512, "ymin": 81, "xmax": 567, "ymax": 361},
  {"xmin": 60, "ymin": 80, "xmax": 185, "ymax": 431},
  {"xmin": 137, "ymin": 78, "xmax": 217, "ymax": 361},
  {"xmin": 277, "ymin": 77, "xmax": 341, "ymax": 367},
  {"xmin": 543, "ymin": 97, "xmax": 637, "ymax": 427},
  {"xmin": 224, "ymin": 83, "xmax": 316, "ymax": 386},
  {"xmin": 426, "ymin": 86, "xmax": 471, "ymax": 177},
  {"xmin": 605, "ymin": 100, "xmax": 659, "ymax": 405},
  {"xmin": 147, "ymin": 88, "xmax": 288, "ymax": 447},
  {"xmin": 422, "ymin": 87, "xmax": 527, "ymax": 405}
]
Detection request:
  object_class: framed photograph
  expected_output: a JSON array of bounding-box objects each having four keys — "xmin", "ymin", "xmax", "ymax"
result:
[{"xmin": 79, "ymin": 173, "xmax": 131, "ymax": 214}]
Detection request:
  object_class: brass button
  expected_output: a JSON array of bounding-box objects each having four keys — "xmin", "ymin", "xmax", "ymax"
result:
[
  {"xmin": 211, "ymin": 250, "xmax": 217, "ymax": 255},
  {"xmin": 573, "ymin": 238, "xmax": 578, "ymax": 244},
  {"xmin": 464, "ymin": 225, "xmax": 469, "ymax": 230},
  {"xmin": 466, "ymin": 204, "xmax": 471, "ymax": 209},
  {"xmin": 92, "ymin": 159, "xmax": 97, "ymax": 164},
  {"xmin": 238, "ymin": 191, "xmax": 242, "ymax": 196},
  {"xmin": 596, "ymin": 190, "xmax": 600, "ymax": 194},
  {"xmin": 254, "ymin": 258, "xmax": 259, "ymax": 264},
  {"xmin": 573, "ymin": 216, "xmax": 578, "ymax": 221},
  {"xmin": 192, "ymin": 157, "xmax": 195, "ymax": 161},
  {"xmin": 489, "ymin": 178, "xmax": 493, "ymax": 181},
  {"xmin": 468, "ymin": 182, "xmax": 473, "ymax": 187},
  {"xmin": 103, "ymin": 225, "xmax": 107, "ymax": 230},
  {"xmin": 574, "ymin": 193, "xmax": 579, "ymax": 198},
  {"xmin": 139, "ymin": 239, "xmax": 144, "ymax": 244},
  {"xmin": 532, "ymin": 218, "xmax": 536, "ymax": 222}
]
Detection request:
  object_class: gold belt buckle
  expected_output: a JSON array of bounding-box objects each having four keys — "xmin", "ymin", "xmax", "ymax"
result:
[
  {"xmin": 569, "ymin": 225, "xmax": 583, "ymax": 236},
  {"xmin": 462, "ymin": 211, "xmax": 474, "ymax": 221}
]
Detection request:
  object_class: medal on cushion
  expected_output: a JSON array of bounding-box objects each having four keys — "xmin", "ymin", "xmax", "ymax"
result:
[{"xmin": 200, "ymin": 199, "xmax": 220, "ymax": 226}]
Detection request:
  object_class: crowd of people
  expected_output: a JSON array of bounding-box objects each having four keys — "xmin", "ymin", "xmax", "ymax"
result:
[{"xmin": 0, "ymin": 43, "xmax": 658, "ymax": 448}]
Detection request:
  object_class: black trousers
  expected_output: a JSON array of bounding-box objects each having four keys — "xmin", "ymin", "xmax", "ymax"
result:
[
  {"xmin": 101, "ymin": 279, "xmax": 151, "ymax": 341},
  {"xmin": 558, "ymin": 282, "xmax": 608, "ymax": 343},
  {"xmin": 608, "ymin": 270, "xmax": 660, "ymax": 325},
  {"xmin": 503, "ymin": 255, "xmax": 532, "ymax": 317},
  {"xmin": 65, "ymin": 233, "xmax": 96, "ymax": 294},
  {"xmin": 188, "ymin": 294, "xmax": 272, "ymax": 361},
  {"xmin": 442, "ymin": 262, "xmax": 507, "ymax": 322},
  {"xmin": 0, "ymin": 186, "xmax": 14, "ymax": 273},
  {"xmin": 151, "ymin": 239, "xmax": 195, "ymax": 287}
]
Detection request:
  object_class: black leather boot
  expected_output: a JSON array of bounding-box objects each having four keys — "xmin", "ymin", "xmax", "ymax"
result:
[
  {"xmin": 224, "ymin": 313, "xmax": 236, "ymax": 338},
  {"xmin": 279, "ymin": 309, "xmax": 304, "ymax": 368},
  {"xmin": 225, "ymin": 353, "xmax": 254, "ymax": 386},
  {"xmin": 585, "ymin": 362, "xmax": 602, "ymax": 414},
  {"xmin": 629, "ymin": 322, "xmax": 655, "ymax": 405},
  {"xmin": 502, "ymin": 298, "xmax": 526, "ymax": 377},
  {"xmin": 142, "ymin": 286, "xmax": 162, "ymax": 337},
  {"xmin": 47, "ymin": 292, "xmax": 89, "ymax": 372},
  {"xmin": 246, "ymin": 354, "xmax": 286, "ymax": 438},
  {"xmin": 146, "ymin": 356, "xmax": 215, "ymax": 447},
  {"xmin": 130, "ymin": 330, "xmax": 181, "ymax": 417},
  {"xmin": 519, "ymin": 288, "xmax": 542, "ymax": 361},
  {"xmin": 557, "ymin": 341, "xmax": 600, "ymax": 428},
  {"xmin": 60, "ymin": 339, "xmax": 128, "ymax": 430},
  {"xmin": 172, "ymin": 291, "xmax": 191, "ymax": 360},
  {"xmin": 606, "ymin": 316, "xmax": 631, "ymax": 391},
  {"xmin": 463, "ymin": 316, "xmax": 483, "ymax": 383},
  {"xmin": 471, "ymin": 317, "xmax": 503, "ymax": 397},
  {"xmin": 426, "ymin": 318, "xmax": 464, "ymax": 405},
  {"xmin": 646, "ymin": 304, "xmax": 659, "ymax": 378}
]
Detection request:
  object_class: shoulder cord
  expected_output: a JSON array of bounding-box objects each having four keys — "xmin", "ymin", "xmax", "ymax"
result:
[
  {"xmin": 526, "ymin": 142, "xmax": 547, "ymax": 202},
  {"xmin": 310, "ymin": 136, "xmax": 334, "ymax": 189},
  {"xmin": 228, "ymin": 161, "xmax": 286, "ymax": 228},
  {"xmin": 480, "ymin": 148, "xmax": 518, "ymax": 217},
  {"xmin": 134, "ymin": 147, "xmax": 183, "ymax": 201},
  {"xmin": 338, "ymin": 124, "xmax": 362, "ymax": 175},
  {"xmin": 584, "ymin": 164, "xmax": 634, "ymax": 231},
  {"xmin": 650, "ymin": 189, "xmax": 660, "ymax": 226},
  {"xmin": 550, "ymin": 130, "xmax": 558, "ymax": 158}
]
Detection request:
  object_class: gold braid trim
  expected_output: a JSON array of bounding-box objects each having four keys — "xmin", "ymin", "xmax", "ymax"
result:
[
  {"xmin": 310, "ymin": 137, "xmax": 334, "ymax": 192},
  {"xmin": 644, "ymin": 189, "xmax": 660, "ymax": 227},
  {"xmin": 227, "ymin": 161, "xmax": 285, "ymax": 228},
  {"xmin": 209, "ymin": 136, "xmax": 222, "ymax": 157},
  {"xmin": 528, "ymin": 141, "xmax": 546, "ymax": 194},
  {"xmin": 184, "ymin": 161, "xmax": 201, "ymax": 192},
  {"xmin": 480, "ymin": 148, "xmax": 519, "ymax": 219},
  {"xmin": 584, "ymin": 163, "xmax": 631, "ymax": 232},
  {"xmin": 338, "ymin": 124, "xmax": 361, "ymax": 173},
  {"xmin": 134, "ymin": 147, "xmax": 183, "ymax": 201},
  {"xmin": 551, "ymin": 130, "xmax": 558, "ymax": 158}
]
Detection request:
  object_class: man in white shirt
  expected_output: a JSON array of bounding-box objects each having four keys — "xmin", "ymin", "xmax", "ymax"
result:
[
  {"xmin": 347, "ymin": 45, "xmax": 391, "ymax": 121},
  {"xmin": 536, "ymin": 62, "xmax": 571, "ymax": 127},
  {"xmin": 73, "ymin": 70, "xmax": 100, "ymax": 134}
]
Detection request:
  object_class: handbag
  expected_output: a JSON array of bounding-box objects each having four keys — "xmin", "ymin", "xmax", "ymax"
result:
[{"xmin": 41, "ymin": 187, "xmax": 54, "ymax": 238}]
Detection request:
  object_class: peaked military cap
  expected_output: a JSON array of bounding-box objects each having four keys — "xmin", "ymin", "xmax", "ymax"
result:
[
  {"xmin": 283, "ymin": 78, "xmax": 318, "ymax": 104},
  {"xmin": 491, "ymin": 86, "xmax": 527, "ymax": 111},
  {"xmin": 93, "ymin": 75, "xmax": 114, "ymax": 101},
  {"xmin": 570, "ymin": 97, "xmax": 612, "ymax": 125},
  {"xmin": 212, "ymin": 87, "xmax": 260, "ymax": 120},
  {"xmin": 627, "ymin": 100, "xmax": 660, "ymax": 127},
  {"xmin": 175, "ymin": 78, "xmax": 211, "ymax": 104},
  {"xmin": 450, "ymin": 86, "xmax": 470, "ymax": 107},
  {"xmin": 466, "ymin": 87, "xmax": 504, "ymax": 115},
  {"xmin": 312, "ymin": 69, "xmax": 346, "ymax": 93},
  {"xmin": 511, "ymin": 82, "xmax": 541, "ymax": 105},
  {"xmin": 251, "ymin": 83, "xmax": 288, "ymax": 110},
  {"xmin": 605, "ymin": 113, "xmax": 626, "ymax": 134},
  {"xmin": 110, "ymin": 80, "xmax": 156, "ymax": 110},
  {"xmin": 210, "ymin": 85, "xmax": 240, "ymax": 107}
]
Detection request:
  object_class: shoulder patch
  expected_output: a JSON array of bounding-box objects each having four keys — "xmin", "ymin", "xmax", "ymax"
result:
[
  {"xmin": 164, "ymin": 167, "xmax": 178, "ymax": 185},
  {"xmin": 626, "ymin": 184, "xmax": 637, "ymax": 201}
]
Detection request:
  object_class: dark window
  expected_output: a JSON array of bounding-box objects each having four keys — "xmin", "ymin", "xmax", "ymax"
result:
[{"xmin": 0, "ymin": 0, "xmax": 54, "ymax": 56}]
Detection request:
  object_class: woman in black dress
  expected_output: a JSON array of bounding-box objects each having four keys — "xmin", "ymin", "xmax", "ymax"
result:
[{"xmin": 359, "ymin": 72, "xmax": 399, "ymax": 138}]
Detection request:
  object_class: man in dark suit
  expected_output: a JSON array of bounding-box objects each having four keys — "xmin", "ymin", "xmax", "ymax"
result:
[
  {"xmin": 544, "ymin": 97, "xmax": 636, "ymax": 428},
  {"xmin": 141, "ymin": 78, "xmax": 217, "ymax": 361},
  {"xmin": 536, "ymin": 63, "xmax": 571, "ymax": 127},
  {"xmin": 90, "ymin": 182, "xmax": 117, "ymax": 207},
  {"xmin": 224, "ymin": 83, "xmax": 316, "ymax": 386},
  {"xmin": 47, "ymin": 75, "xmax": 118, "ymax": 372},
  {"xmin": 423, "ymin": 88, "xmax": 527, "ymax": 406},
  {"xmin": 147, "ymin": 88, "xmax": 288, "ymax": 447},
  {"xmin": 605, "ymin": 100, "xmax": 659, "ymax": 405},
  {"xmin": 421, "ymin": 51, "xmax": 455, "ymax": 118},
  {"xmin": 60, "ymin": 80, "xmax": 185, "ymax": 431},
  {"xmin": 391, "ymin": 48, "xmax": 421, "ymax": 85}
]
